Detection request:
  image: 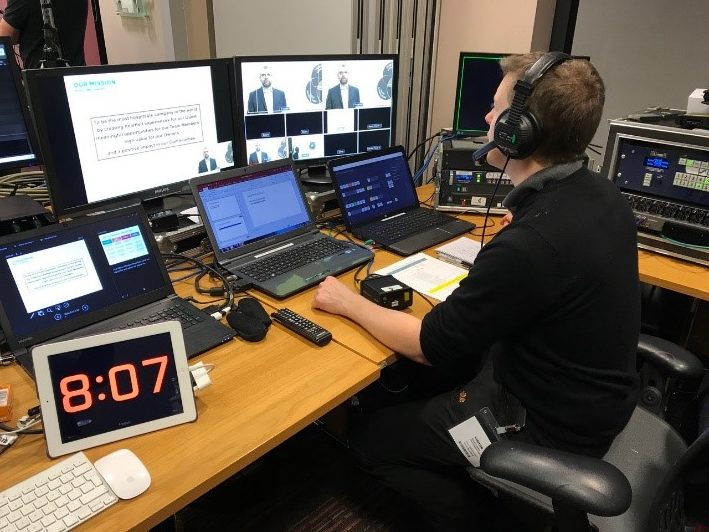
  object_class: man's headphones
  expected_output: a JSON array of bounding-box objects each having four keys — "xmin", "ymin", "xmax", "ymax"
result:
[{"xmin": 492, "ymin": 52, "xmax": 571, "ymax": 159}]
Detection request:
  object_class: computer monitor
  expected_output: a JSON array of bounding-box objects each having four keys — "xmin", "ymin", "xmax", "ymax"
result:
[
  {"xmin": 23, "ymin": 58, "xmax": 238, "ymax": 218},
  {"xmin": 452, "ymin": 52, "xmax": 508, "ymax": 137},
  {"xmin": 452, "ymin": 52, "xmax": 592, "ymax": 137},
  {"xmin": 0, "ymin": 37, "xmax": 40, "ymax": 173},
  {"xmin": 234, "ymin": 54, "xmax": 398, "ymax": 182}
]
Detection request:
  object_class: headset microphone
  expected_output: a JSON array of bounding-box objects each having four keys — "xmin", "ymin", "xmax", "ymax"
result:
[{"xmin": 472, "ymin": 140, "xmax": 497, "ymax": 162}]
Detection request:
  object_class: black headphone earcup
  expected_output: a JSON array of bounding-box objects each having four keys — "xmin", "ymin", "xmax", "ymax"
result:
[
  {"xmin": 227, "ymin": 310, "xmax": 269, "ymax": 342},
  {"xmin": 238, "ymin": 297, "xmax": 272, "ymax": 327},
  {"xmin": 494, "ymin": 108, "xmax": 542, "ymax": 159}
]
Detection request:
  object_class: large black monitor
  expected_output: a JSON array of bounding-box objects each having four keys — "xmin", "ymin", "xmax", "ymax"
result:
[
  {"xmin": 234, "ymin": 54, "xmax": 398, "ymax": 181},
  {"xmin": 452, "ymin": 52, "xmax": 592, "ymax": 137},
  {"xmin": 23, "ymin": 58, "xmax": 238, "ymax": 217},
  {"xmin": 0, "ymin": 37, "xmax": 40, "ymax": 173},
  {"xmin": 452, "ymin": 52, "xmax": 508, "ymax": 137}
]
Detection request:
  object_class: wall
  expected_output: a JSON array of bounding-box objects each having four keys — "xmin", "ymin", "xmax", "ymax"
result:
[
  {"xmin": 572, "ymin": 0, "xmax": 709, "ymax": 160},
  {"xmin": 429, "ymin": 0, "xmax": 556, "ymax": 138},
  {"xmin": 97, "ymin": 0, "xmax": 176, "ymax": 63},
  {"xmin": 212, "ymin": 0, "xmax": 354, "ymax": 57}
]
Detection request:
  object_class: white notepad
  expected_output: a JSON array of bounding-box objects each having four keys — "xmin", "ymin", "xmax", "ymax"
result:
[{"xmin": 435, "ymin": 237, "xmax": 482, "ymax": 268}]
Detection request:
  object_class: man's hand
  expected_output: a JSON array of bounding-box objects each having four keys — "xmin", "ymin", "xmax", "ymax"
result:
[
  {"xmin": 500, "ymin": 212, "xmax": 513, "ymax": 227},
  {"xmin": 313, "ymin": 276, "xmax": 359, "ymax": 317}
]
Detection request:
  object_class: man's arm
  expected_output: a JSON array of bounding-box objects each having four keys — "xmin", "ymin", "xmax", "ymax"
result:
[
  {"xmin": 313, "ymin": 276, "xmax": 428, "ymax": 364},
  {"xmin": 247, "ymin": 90, "xmax": 256, "ymax": 113},
  {"xmin": 0, "ymin": 17, "xmax": 20, "ymax": 41}
]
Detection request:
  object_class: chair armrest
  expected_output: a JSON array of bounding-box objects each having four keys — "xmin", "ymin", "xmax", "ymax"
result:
[
  {"xmin": 479, "ymin": 440, "xmax": 631, "ymax": 517},
  {"xmin": 638, "ymin": 333, "xmax": 705, "ymax": 382}
]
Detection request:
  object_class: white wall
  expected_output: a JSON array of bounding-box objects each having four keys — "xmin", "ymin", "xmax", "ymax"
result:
[
  {"xmin": 430, "ymin": 0, "xmax": 556, "ymax": 137},
  {"xmin": 98, "ymin": 0, "xmax": 176, "ymax": 64},
  {"xmin": 212, "ymin": 0, "xmax": 354, "ymax": 57},
  {"xmin": 572, "ymin": 0, "xmax": 709, "ymax": 158}
]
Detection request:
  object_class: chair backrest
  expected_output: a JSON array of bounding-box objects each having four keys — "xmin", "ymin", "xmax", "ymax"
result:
[{"xmin": 591, "ymin": 406, "xmax": 687, "ymax": 532}]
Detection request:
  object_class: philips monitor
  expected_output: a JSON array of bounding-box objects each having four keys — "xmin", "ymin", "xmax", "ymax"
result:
[
  {"xmin": 0, "ymin": 37, "xmax": 40, "ymax": 173},
  {"xmin": 234, "ymin": 54, "xmax": 397, "ymax": 183},
  {"xmin": 23, "ymin": 58, "xmax": 238, "ymax": 218}
]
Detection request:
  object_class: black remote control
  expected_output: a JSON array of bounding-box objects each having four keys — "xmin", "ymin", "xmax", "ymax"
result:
[{"xmin": 270, "ymin": 308, "xmax": 332, "ymax": 346}]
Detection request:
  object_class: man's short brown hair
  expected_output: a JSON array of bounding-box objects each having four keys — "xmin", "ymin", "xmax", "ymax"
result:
[{"xmin": 499, "ymin": 52, "xmax": 605, "ymax": 164}]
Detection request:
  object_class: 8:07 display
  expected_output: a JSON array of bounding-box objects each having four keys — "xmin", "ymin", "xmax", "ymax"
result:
[{"xmin": 59, "ymin": 354, "xmax": 169, "ymax": 413}]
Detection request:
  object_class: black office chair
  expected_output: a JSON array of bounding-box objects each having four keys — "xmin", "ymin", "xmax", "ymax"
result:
[{"xmin": 469, "ymin": 334, "xmax": 707, "ymax": 532}]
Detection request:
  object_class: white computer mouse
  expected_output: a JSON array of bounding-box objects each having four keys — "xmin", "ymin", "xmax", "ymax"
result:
[{"xmin": 94, "ymin": 449, "xmax": 151, "ymax": 499}]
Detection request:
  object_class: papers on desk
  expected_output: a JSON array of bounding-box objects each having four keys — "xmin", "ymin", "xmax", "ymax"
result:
[
  {"xmin": 435, "ymin": 237, "xmax": 481, "ymax": 268},
  {"xmin": 374, "ymin": 253, "xmax": 469, "ymax": 301}
]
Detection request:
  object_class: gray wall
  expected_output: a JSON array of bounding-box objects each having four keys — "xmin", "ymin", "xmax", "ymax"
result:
[
  {"xmin": 212, "ymin": 0, "xmax": 354, "ymax": 56},
  {"xmin": 572, "ymin": 0, "xmax": 709, "ymax": 163}
]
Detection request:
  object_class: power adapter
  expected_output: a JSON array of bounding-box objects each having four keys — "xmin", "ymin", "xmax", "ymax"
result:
[{"xmin": 360, "ymin": 275, "xmax": 413, "ymax": 310}]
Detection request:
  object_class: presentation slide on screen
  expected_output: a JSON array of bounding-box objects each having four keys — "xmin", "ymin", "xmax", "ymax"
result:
[
  {"xmin": 99, "ymin": 225, "xmax": 149, "ymax": 266},
  {"xmin": 64, "ymin": 67, "xmax": 221, "ymax": 203},
  {"xmin": 241, "ymin": 59, "xmax": 395, "ymax": 114},
  {"xmin": 7, "ymin": 240, "xmax": 103, "ymax": 314}
]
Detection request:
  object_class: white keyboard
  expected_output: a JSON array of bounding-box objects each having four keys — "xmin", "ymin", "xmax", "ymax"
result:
[{"xmin": 0, "ymin": 452, "xmax": 118, "ymax": 532}]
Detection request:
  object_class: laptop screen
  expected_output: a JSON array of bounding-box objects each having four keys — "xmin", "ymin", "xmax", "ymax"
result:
[
  {"xmin": 194, "ymin": 163, "xmax": 311, "ymax": 254},
  {"xmin": 0, "ymin": 209, "xmax": 168, "ymax": 344},
  {"xmin": 329, "ymin": 149, "xmax": 418, "ymax": 226}
]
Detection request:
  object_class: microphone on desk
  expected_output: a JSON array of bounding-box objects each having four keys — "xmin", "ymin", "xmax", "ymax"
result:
[{"xmin": 472, "ymin": 140, "xmax": 497, "ymax": 162}]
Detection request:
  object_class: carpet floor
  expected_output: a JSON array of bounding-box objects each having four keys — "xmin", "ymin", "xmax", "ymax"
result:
[{"xmin": 168, "ymin": 424, "xmax": 428, "ymax": 531}]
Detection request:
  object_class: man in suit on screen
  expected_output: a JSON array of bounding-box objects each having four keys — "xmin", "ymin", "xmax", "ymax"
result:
[
  {"xmin": 247, "ymin": 65, "xmax": 288, "ymax": 113},
  {"xmin": 325, "ymin": 63, "xmax": 361, "ymax": 109}
]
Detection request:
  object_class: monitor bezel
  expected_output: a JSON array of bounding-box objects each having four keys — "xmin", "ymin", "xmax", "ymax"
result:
[
  {"xmin": 23, "ymin": 58, "xmax": 238, "ymax": 218},
  {"xmin": 0, "ymin": 36, "xmax": 41, "ymax": 173},
  {"xmin": 233, "ymin": 53, "xmax": 399, "ymax": 172},
  {"xmin": 452, "ymin": 52, "xmax": 509, "ymax": 137}
]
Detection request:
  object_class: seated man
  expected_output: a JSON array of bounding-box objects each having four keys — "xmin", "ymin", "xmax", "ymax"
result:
[{"xmin": 312, "ymin": 53, "xmax": 640, "ymax": 531}]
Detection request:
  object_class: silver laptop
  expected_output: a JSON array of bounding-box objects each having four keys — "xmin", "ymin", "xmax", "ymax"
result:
[{"xmin": 190, "ymin": 160, "xmax": 373, "ymax": 299}]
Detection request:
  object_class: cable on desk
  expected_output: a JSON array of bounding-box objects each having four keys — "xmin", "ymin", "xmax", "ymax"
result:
[
  {"xmin": 161, "ymin": 252, "xmax": 235, "ymax": 319},
  {"xmin": 661, "ymin": 236, "xmax": 709, "ymax": 250}
]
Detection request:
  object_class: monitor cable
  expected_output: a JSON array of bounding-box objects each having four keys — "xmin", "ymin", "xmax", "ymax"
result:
[{"xmin": 161, "ymin": 252, "xmax": 234, "ymax": 319}]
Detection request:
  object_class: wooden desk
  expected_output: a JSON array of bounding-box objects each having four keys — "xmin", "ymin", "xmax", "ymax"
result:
[
  {"xmin": 1, "ymin": 322, "xmax": 379, "ymax": 530},
  {"xmin": 637, "ymin": 249, "xmax": 709, "ymax": 301},
  {"xmin": 251, "ymin": 184, "xmax": 709, "ymax": 367}
]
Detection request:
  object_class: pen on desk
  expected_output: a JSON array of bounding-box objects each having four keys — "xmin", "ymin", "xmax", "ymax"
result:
[{"xmin": 436, "ymin": 254, "xmax": 474, "ymax": 269}]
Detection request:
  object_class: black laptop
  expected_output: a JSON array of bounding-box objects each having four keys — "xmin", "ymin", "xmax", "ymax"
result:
[
  {"xmin": 190, "ymin": 160, "xmax": 373, "ymax": 299},
  {"xmin": 0, "ymin": 206, "xmax": 235, "ymax": 376},
  {"xmin": 328, "ymin": 146, "xmax": 475, "ymax": 255}
]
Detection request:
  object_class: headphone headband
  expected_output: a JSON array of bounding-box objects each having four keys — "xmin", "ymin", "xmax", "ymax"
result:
[{"xmin": 521, "ymin": 51, "xmax": 571, "ymax": 87}]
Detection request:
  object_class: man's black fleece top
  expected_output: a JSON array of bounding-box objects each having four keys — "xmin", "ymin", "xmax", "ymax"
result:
[{"xmin": 420, "ymin": 163, "xmax": 641, "ymax": 455}]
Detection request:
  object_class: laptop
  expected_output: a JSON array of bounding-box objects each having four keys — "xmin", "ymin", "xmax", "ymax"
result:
[
  {"xmin": 0, "ymin": 206, "xmax": 235, "ymax": 377},
  {"xmin": 328, "ymin": 146, "xmax": 476, "ymax": 256},
  {"xmin": 190, "ymin": 160, "xmax": 373, "ymax": 299}
]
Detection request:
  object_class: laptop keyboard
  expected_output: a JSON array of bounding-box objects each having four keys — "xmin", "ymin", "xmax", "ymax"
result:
[
  {"xmin": 240, "ymin": 239, "xmax": 350, "ymax": 282},
  {"xmin": 117, "ymin": 304, "xmax": 205, "ymax": 330},
  {"xmin": 366, "ymin": 209, "xmax": 452, "ymax": 242}
]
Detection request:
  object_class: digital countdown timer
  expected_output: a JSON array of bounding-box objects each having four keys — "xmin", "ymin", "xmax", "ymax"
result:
[{"xmin": 46, "ymin": 332, "xmax": 185, "ymax": 444}]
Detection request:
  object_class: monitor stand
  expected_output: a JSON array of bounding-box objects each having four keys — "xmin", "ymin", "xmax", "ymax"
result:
[
  {"xmin": 298, "ymin": 164, "xmax": 332, "ymax": 185},
  {"xmin": 142, "ymin": 195, "xmax": 197, "ymax": 233}
]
